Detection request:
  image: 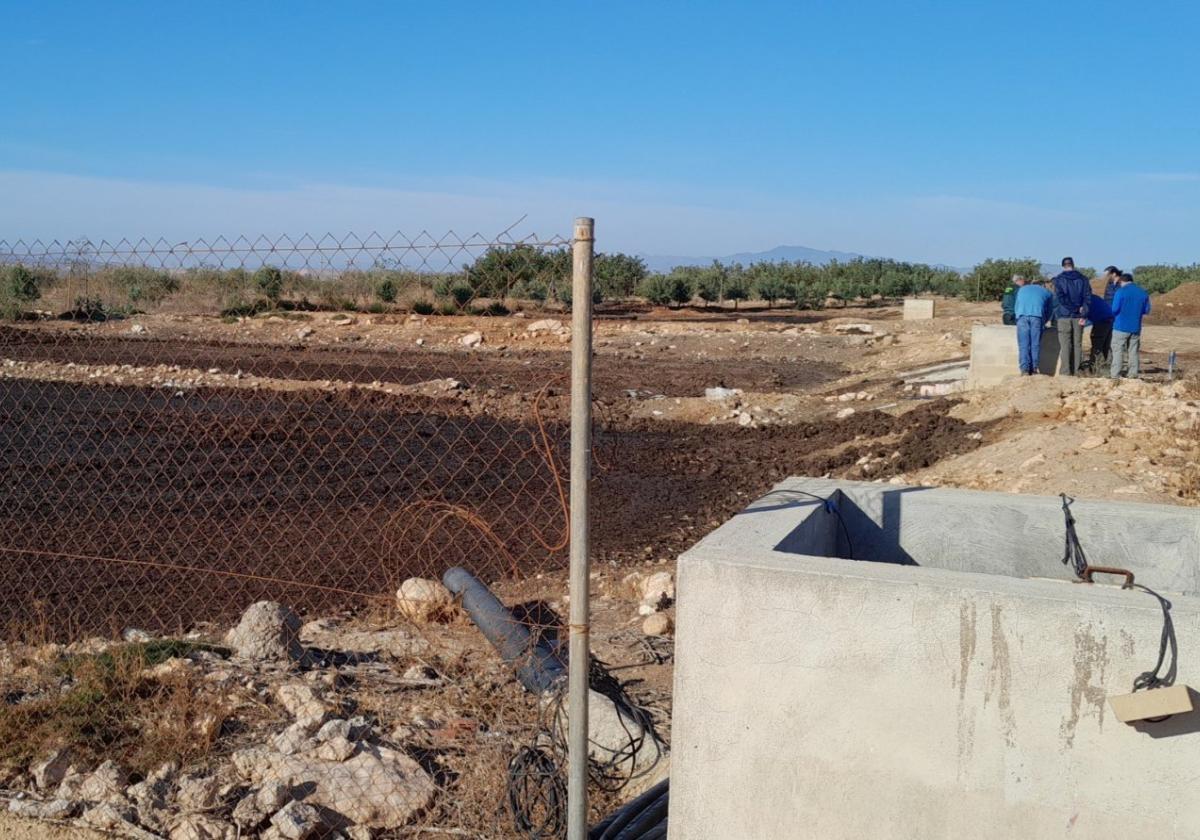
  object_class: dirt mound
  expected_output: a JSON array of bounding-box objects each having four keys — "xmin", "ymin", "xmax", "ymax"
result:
[
  {"xmin": 1149, "ymin": 282, "xmax": 1200, "ymax": 324},
  {"xmin": 593, "ymin": 400, "xmax": 986, "ymax": 564}
]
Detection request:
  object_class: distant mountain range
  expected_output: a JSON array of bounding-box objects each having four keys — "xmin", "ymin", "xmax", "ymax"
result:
[{"xmin": 639, "ymin": 245, "xmax": 966, "ymax": 274}]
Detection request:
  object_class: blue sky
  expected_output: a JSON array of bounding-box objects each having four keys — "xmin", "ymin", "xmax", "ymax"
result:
[{"xmin": 2, "ymin": 1, "xmax": 1198, "ymax": 266}]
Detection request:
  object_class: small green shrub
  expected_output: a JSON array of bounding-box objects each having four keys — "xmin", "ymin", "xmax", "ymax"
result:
[
  {"xmin": 1, "ymin": 265, "xmax": 45, "ymax": 319},
  {"xmin": 219, "ymin": 299, "xmax": 269, "ymax": 318},
  {"xmin": 437, "ymin": 301, "xmax": 460, "ymax": 316},
  {"xmin": 254, "ymin": 266, "xmax": 285, "ymax": 304},
  {"xmin": 412, "ymin": 300, "xmax": 435, "ymax": 315},
  {"xmin": 449, "ymin": 281, "xmax": 474, "ymax": 309},
  {"xmin": 66, "ymin": 296, "xmax": 110, "ymax": 321},
  {"xmin": 377, "ymin": 278, "xmax": 398, "ymax": 303},
  {"xmin": 107, "ymin": 266, "xmax": 179, "ymax": 306},
  {"xmin": 432, "ymin": 276, "xmax": 474, "ymax": 308}
]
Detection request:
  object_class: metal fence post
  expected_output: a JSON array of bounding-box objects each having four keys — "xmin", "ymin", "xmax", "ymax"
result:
[{"xmin": 567, "ymin": 216, "xmax": 594, "ymax": 840}]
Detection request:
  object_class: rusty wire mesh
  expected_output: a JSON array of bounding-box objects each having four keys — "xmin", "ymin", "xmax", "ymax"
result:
[{"xmin": 0, "ymin": 228, "xmax": 615, "ymax": 838}]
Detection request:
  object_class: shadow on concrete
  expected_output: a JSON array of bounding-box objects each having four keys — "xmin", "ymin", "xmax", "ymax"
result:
[
  {"xmin": 764, "ymin": 487, "xmax": 933, "ymax": 564},
  {"xmin": 1133, "ymin": 688, "xmax": 1200, "ymax": 739}
]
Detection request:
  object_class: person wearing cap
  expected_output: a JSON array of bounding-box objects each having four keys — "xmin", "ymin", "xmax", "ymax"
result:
[
  {"xmin": 1052, "ymin": 257, "xmax": 1091, "ymax": 376},
  {"xmin": 1085, "ymin": 292, "xmax": 1114, "ymax": 373},
  {"xmin": 1013, "ymin": 276, "xmax": 1054, "ymax": 375},
  {"xmin": 1001, "ymin": 274, "xmax": 1024, "ymax": 325},
  {"xmin": 1110, "ymin": 272, "xmax": 1151, "ymax": 379}
]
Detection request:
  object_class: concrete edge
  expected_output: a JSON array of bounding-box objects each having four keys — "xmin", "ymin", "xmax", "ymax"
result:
[{"xmin": 677, "ymin": 544, "xmax": 1200, "ymax": 616}]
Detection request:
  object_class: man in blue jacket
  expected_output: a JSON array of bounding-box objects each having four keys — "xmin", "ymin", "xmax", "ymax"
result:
[
  {"xmin": 1110, "ymin": 272, "xmax": 1151, "ymax": 379},
  {"xmin": 1052, "ymin": 257, "xmax": 1091, "ymax": 376},
  {"xmin": 1014, "ymin": 277, "xmax": 1054, "ymax": 375},
  {"xmin": 1101, "ymin": 265, "xmax": 1121, "ymax": 306},
  {"xmin": 1085, "ymin": 293, "xmax": 1114, "ymax": 373}
]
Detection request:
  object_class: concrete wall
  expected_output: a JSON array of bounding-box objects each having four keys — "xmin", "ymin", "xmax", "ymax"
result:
[
  {"xmin": 969, "ymin": 323, "xmax": 1062, "ymax": 385},
  {"xmin": 669, "ymin": 479, "xmax": 1200, "ymax": 840},
  {"xmin": 764, "ymin": 478, "xmax": 1200, "ymax": 596},
  {"xmin": 903, "ymin": 298, "xmax": 936, "ymax": 320}
]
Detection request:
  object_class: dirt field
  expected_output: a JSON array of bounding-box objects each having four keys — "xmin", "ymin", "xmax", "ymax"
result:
[{"xmin": 2, "ymin": 297, "xmax": 1198, "ymax": 638}]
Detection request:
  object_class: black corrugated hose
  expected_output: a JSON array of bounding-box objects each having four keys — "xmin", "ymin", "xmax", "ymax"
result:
[{"xmin": 589, "ymin": 779, "xmax": 669, "ymax": 840}]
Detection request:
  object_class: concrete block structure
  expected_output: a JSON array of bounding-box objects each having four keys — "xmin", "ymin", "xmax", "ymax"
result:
[
  {"xmin": 670, "ymin": 478, "xmax": 1200, "ymax": 840},
  {"xmin": 969, "ymin": 323, "xmax": 1062, "ymax": 385},
  {"xmin": 903, "ymin": 298, "xmax": 936, "ymax": 320}
]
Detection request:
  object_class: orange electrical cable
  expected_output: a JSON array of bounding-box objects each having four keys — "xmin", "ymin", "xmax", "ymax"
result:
[{"xmin": 0, "ymin": 546, "xmax": 385, "ymax": 600}]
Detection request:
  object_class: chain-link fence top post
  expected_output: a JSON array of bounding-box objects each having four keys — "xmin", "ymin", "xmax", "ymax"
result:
[{"xmin": 567, "ymin": 216, "xmax": 595, "ymax": 840}]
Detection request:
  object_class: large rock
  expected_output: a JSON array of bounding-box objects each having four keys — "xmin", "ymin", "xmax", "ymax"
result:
[
  {"xmin": 227, "ymin": 601, "xmax": 305, "ymax": 662},
  {"xmin": 126, "ymin": 762, "xmax": 176, "ymax": 831},
  {"xmin": 8, "ymin": 797, "xmax": 79, "ymax": 820},
  {"xmin": 527, "ymin": 318, "xmax": 565, "ymax": 334},
  {"xmin": 169, "ymin": 814, "xmax": 238, "ymax": 840},
  {"xmin": 270, "ymin": 801, "xmax": 324, "ymax": 839},
  {"xmin": 395, "ymin": 578, "xmax": 455, "ymax": 623},
  {"xmin": 550, "ymin": 689, "xmax": 665, "ymax": 778},
  {"xmin": 177, "ymin": 774, "xmax": 221, "ymax": 813},
  {"xmin": 642, "ymin": 613, "xmax": 674, "ymax": 636},
  {"xmin": 78, "ymin": 760, "xmax": 128, "ymax": 804},
  {"xmin": 232, "ymin": 742, "xmax": 436, "ymax": 829},
  {"xmin": 233, "ymin": 781, "xmax": 292, "ymax": 830},
  {"xmin": 30, "ymin": 749, "xmax": 73, "ymax": 790},
  {"xmin": 275, "ymin": 682, "xmax": 332, "ymax": 729},
  {"xmin": 314, "ymin": 735, "xmax": 356, "ymax": 763},
  {"xmin": 640, "ymin": 571, "xmax": 675, "ymax": 605},
  {"xmin": 83, "ymin": 802, "xmax": 161, "ymax": 839}
]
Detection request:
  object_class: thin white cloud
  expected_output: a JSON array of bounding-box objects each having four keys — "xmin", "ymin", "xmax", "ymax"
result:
[
  {"xmin": 1135, "ymin": 172, "xmax": 1200, "ymax": 183},
  {"xmin": 1, "ymin": 169, "xmax": 1197, "ymax": 268}
]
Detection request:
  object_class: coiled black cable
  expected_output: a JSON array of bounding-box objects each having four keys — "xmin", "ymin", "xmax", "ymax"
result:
[
  {"xmin": 507, "ymin": 745, "xmax": 567, "ymax": 840},
  {"xmin": 589, "ymin": 779, "xmax": 669, "ymax": 840}
]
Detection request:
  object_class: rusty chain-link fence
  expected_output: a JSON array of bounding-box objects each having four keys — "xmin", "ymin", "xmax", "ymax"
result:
[{"xmin": 0, "ymin": 226, "xmax": 639, "ymax": 838}]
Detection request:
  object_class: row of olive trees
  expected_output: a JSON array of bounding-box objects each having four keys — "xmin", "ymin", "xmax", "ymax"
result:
[
  {"xmin": 5, "ymin": 250, "xmax": 1200, "ymax": 320},
  {"xmin": 636, "ymin": 257, "xmax": 965, "ymax": 309},
  {"xmin": 0, "ymin": 245, "xmax": 653, "ymax": 318}
]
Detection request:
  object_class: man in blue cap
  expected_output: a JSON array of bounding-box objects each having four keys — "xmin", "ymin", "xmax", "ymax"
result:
[
  {"xmin": 1110, "ymin": 272, "xmax": 1152, "ymax": 379},
  {"xmin": 1052, "ymin": 257, "xmax": 1091, "ymax": 376}
]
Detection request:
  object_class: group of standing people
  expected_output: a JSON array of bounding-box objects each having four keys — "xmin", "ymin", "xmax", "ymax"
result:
[{"xmin": 1001, "ymin": 258, "xmax": 1151, "ymax": 378}]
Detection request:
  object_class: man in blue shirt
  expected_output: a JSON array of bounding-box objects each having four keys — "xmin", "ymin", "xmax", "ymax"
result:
[
  {"xmin": 1085, "ymin": 293, "xmax": 1114, "ymax": 373},
  {"xmin": 1052, "ymin": 257, "xmax": 1091, "ymax": 376},
  {"xmin": 1110, "ymin": 272, "xmax": 1151, "ymax": 379},
  {"xmin": 1014, "ymin": 277, "xmax": 1054, "ymax": 375}
]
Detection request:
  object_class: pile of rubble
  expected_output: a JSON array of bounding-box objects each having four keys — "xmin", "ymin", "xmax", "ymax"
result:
[
  {"xmin": 1056, "ymin": 379, "xmax": 1200, "ymax": 498},
  {"xmin": 2, "ymin": 600, "xmax": 457, "ymax": 839},
  {"xmin": 1, "ymin": 565, "xmax": 679, "ymax": 840},
  {"xmin": 919, "ymin": 377, "xmax": 1200, "ymax": 501}
]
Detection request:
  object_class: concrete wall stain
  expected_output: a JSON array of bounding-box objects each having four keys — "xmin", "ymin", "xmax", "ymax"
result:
[
  {"xmin": 956, "ymin": 601, "xmax": 978, "ymax": 773},
  {"xmin": 957, "ymin": 601, "xmax": 976, "ymax": 700},
  {"xmin": 986, "ymin": 603, "xmax": 1018, "ymax": 747},
  {"xmin": 1120, "ymin": 628, "xmax": 1136, "ymax": 658},
  {"xmin": 1061, "ymin": 623, "xmax": 1109, "ymax": 747}
]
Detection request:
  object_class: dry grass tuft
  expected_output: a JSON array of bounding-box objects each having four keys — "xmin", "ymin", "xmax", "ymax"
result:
[{"xmin": 0, "ymin": 640, "xmax": 238, "ymax": 777}]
